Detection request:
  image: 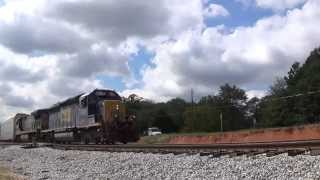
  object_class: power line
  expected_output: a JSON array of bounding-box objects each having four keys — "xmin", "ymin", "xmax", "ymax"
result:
[
  {"xmin": 267, "ymin": 89, "xmax": 320, "ymax": 101},
  {"xmin": 132, "ymin": 89, "xmax": 320, "ymax": 118}
]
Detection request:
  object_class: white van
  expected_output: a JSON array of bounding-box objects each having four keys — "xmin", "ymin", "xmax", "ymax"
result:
[{"xmin": 147, "ymin": 127, "xmax": 162, "ymax": 136}]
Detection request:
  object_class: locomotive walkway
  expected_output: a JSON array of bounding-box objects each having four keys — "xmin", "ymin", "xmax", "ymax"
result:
[{"xmin": 49, "ymin": 139, "xmax": 320, "ymax": 157}]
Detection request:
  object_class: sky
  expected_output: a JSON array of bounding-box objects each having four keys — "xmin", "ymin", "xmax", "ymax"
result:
[{"xmin": 0, "ymin": 0, "xmax": 319, "ymax": 122}]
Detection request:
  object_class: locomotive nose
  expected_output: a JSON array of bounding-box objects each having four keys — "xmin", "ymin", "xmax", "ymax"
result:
[{"xmin": 102, "ymin": 100, "xmax": 124, "ymax": 123}]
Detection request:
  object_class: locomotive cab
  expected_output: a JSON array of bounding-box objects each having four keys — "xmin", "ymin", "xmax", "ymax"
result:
[{"xmin": 79, "ymin": 89, "xmax": 123, "ymax": 125}]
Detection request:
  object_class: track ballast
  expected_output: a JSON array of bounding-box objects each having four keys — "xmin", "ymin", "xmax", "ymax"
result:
[{"xmin": 49, "ymin": 139, "xmax": 320, "ymax": 157}]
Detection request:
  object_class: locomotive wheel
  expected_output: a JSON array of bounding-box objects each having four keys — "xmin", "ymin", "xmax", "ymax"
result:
[
  {"xmin": 104, "ymin": 139, "xmax": 115, "ymax": 145},
  {"xmin": 15, "ymin": 135, "xmax": 21, "ymax": 142},
  {"xmin": 81, "ymin": 134, "xmax": 91, "ymax": 145},
  {"xmin": 95, "ymin": 138, "xmax": 100, "ymax": 144}
]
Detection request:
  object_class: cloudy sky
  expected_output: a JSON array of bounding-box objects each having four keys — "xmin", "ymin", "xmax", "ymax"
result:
[{"xmin": 0, "ymin": 0, "xmax": 319, "ymax": 122}]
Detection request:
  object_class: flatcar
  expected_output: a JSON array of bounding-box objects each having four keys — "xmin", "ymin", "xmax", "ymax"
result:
[{"xmin": 0, "ymin": 116, "xmax": 15, "ymax": 141}]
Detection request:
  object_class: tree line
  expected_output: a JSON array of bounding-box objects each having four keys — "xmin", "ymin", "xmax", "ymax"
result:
[{"xmin": 125, "ymin": 47, "xmax": 320, "ymax": 134}]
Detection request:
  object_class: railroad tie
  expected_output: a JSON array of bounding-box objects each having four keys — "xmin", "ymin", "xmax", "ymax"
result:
[
  {"xmin": 246, "ymin": 150, "xmax": 265, "ymax": 157},
  {"xmin": 287, "ymin": 149, "xmax": 305, "ymax": 156},
  {"xmin": 266, "ymin": 150, "xmax": 285, "ymax": 157},
  {"xmin": 199, "ymin": 152, "xmax": 211, "ymax": 156},
  {"xmin": 310, "ymin": 148, "xmax": 320, "ymax": 156},
  {"xmin": 228, "ymin": 151, "xmax": 246, "ymax": 158}
]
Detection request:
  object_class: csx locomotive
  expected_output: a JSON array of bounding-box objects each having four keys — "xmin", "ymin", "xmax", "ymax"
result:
[{"xmin": 0, "ymin": 89, "xmax": 138, "ymax": 144}]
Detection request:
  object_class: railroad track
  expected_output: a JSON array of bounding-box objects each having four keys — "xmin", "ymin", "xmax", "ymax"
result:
[
  {"xmin": 3, "ymin": 140, "xmax": 320, "ymax": 157},
  {"xmin": 49, "ymin": 139, "xmax": 320, "ymax": 157},
  {"xmin": 0, "ymin": 142, "xmax": 22, "ymax": 146}
]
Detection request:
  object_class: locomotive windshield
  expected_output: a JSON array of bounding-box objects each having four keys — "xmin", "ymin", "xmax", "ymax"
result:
[
  {"xmin": 82, "ymin": 90, "xmax": 121, "ymax": 116},
  {"xmin": 94, "ymin": 90, "xmax": 119, "ymax": 99},
  {"xmin": 79, "ymin": 90, "xmax": 120, "ymax": 109}
]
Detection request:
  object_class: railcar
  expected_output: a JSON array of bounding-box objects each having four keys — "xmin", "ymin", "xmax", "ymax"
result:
[
  {"xmin": 15, "ymin": 113, "xmax": 37, "ymax": 142},
  {"xmin": 0, "ymin": 117, "xmax": 15, "ymax": 141}
]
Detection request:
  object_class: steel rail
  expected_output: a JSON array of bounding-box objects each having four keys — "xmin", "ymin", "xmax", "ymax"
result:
[
  {"xmin": 49, "ymin": 139, "xmax": 320, "ymax": 157},
  {"xmin": 2, "ymin": 140, "xmax": 320, "ymax": 156}
]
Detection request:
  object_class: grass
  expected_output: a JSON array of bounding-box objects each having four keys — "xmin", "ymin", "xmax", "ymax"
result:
[
  {"xmin": 0, "ymin": 167, "xmax": 25, "ymax": 180},
  {"xmin": 138, "ymin": 134, "xmax": 173, "ymax": 144}
]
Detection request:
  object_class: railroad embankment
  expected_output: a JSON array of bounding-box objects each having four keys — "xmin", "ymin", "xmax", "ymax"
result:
[{"xmin": 139, "ymin": 123, "xmax": 320, "ymax": 144}]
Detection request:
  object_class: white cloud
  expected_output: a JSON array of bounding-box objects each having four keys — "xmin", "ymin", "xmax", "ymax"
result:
[
  {"xmin": 0, "ymin": 0, "xmax": 46, "ymax": 23},
  {"xmin": 203, "ymin": 4, "xmax": 230, "ymax": 17},
  {"xmin": 247, "ymin": 90, "xmax": 266, "ymax": 99},
  {"xmin": 0, "ymin": 100, "xmax": 29, "ymax": 123},
  {"xmin": 0, "ymin": 0, "xmax": 205, "ymax": 122},
  {"xmin": 125, "ymin": 0, "xmax": 320, "ymax": 102},
  {"xmin": 256, "ymin": 0, "xmax": 307, "ymax": 11},
  {"xmin": 44, "ymin": 0, "xmax": 204, "ymax": 45},
  {"xmin": 236, "ymin": 0, "xmax": 307, "ymax": 11},
  {"xmin": 0, "ymin": 16, "xmax": 91, "ymax": 55}
]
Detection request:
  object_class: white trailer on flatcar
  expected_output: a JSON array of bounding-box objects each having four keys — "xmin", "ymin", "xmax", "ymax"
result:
[{"xmin": 0, "ymin": 117, "xmax": 15, "ymax": 141}]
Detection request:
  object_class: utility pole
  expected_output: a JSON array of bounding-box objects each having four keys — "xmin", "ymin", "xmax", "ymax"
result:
[
  {"xmin": 191, "ymin": 89, "xmax": 194, "ymax": 132},
  {"xmin": 220, "ymin": 112, "xmax": 223, "ymax": 132}
]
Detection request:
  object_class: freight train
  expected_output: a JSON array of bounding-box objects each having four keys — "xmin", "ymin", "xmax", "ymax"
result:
[{"xmin": 0, "ymin": 89, "xmax": 139, "ymax": 144}]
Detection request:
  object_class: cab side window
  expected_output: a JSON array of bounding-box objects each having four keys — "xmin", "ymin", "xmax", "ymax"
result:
[{"xmin": 80, "ymin": 97, "xmax": 87, "ymax": 108}]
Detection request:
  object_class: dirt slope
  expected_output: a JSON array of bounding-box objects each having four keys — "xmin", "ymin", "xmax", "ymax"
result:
[
  {"xmin": 140, "ymin": 124, "xmax": 320, "ymax": 144},
  {"xmin": 169, "ymin": 124, "xmax": 320, "ymax": 144}
]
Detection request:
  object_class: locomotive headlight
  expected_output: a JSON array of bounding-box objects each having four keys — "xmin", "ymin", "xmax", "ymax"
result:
[{"xmin": 116, "ymin": 104, "xmax": 119, "ymax": 110}]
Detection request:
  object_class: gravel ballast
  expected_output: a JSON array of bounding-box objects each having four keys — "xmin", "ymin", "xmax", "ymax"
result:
[{"xmin": 0, "ymin": 146, "xmax": 320, "ymax": 179}]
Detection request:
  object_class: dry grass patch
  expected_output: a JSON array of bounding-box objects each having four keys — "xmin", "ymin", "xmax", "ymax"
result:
[
  {"xmin": 138, "ymin": 133, "xmax": 213, "ymax": 144},
  {"xmin": 0, "ymin": 167, "xmax": 26, "ymax": 180},
  {"xmin": 139, "ymin": 134, "xmax": 173, "ymax": 144}
]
